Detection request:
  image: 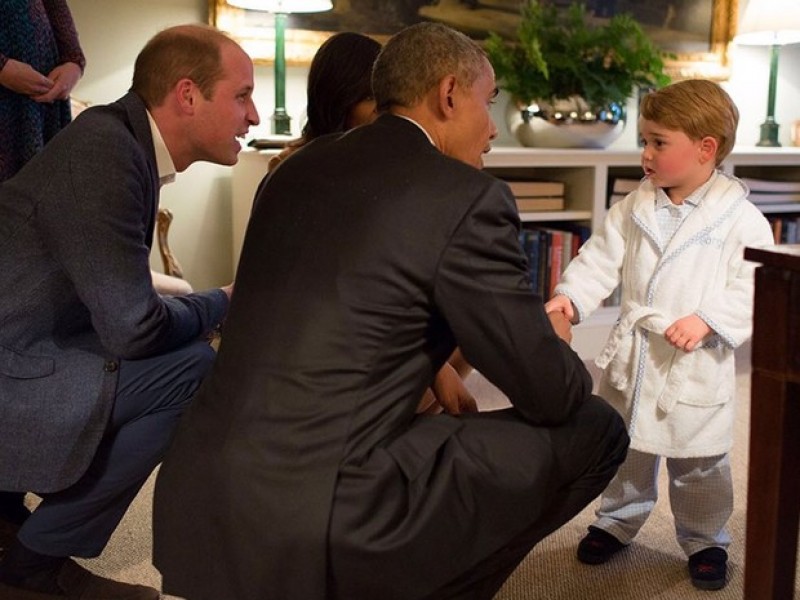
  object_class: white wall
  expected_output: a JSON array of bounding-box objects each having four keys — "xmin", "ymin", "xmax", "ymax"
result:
[{"xmin": 68, "ymin": 0, "xmax": 800, "ymax": 287}]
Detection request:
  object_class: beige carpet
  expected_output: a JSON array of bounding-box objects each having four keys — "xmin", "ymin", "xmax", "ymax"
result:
[{"xmin": 75, "ymin": 344, "xmax": 800, "ymax": 599}]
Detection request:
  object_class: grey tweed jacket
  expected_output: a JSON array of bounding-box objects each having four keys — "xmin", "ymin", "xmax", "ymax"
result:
[{"xmin": 0, "ymin": 92, "xmax": 228, "ymax": 493}]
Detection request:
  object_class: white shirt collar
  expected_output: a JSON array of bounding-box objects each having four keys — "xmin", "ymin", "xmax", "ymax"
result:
[
  {"xmin": 655, "ymin": 170, "xmax": 718, "ymax": 209},
  {"xmin": 146, "ymin": 111, "xmax": 176, "ymax": 187},
  {"xmin": 395, "ymin": 114, "xmax": 435, "ymax": 146}
]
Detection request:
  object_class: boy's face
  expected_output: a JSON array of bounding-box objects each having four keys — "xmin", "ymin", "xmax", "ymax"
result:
[{"xmin": 638, "ymin": 118, "xmax": 717, "ymax": 202}]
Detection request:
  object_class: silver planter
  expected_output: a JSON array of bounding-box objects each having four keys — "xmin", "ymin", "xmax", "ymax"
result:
[{"xmin": 506, "ymin": 96, "xmax": 626, "ymax": 149}]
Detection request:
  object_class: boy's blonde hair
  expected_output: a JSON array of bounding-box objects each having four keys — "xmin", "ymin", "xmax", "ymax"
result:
[{"xmin": 639, "ymin": 79, "xmax": 738, "ymax": 166}]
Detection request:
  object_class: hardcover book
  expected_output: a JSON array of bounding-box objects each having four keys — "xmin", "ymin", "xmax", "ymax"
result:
[
  {"xmin": 515, "ymin": 196, "xmax": 565, "ymax": 212},
  {"xmin": 505, "ymin": 180, "xmax": 566, "ymax": 198}
]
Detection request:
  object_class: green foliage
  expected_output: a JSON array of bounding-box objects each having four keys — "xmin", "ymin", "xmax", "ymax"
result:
[{"xmin": 485, "ymin": 1, "xmax": 671, "ymax": 106}]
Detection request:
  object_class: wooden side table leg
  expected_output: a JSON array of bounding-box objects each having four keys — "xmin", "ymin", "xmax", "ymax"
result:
[{"xmin": 744, "ymin": 374, "xmax": 800, "ymax": 599}]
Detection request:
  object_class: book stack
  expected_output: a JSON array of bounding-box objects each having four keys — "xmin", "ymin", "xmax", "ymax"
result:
[
  {"xmin": 505, "ymin": 180, "xmax": 566, "ymax": 212},
  {"xmin": 608, "ymin": 177, "xmax": 640, "ymax": 207},
  {"xmin": 518, "ymin": 224, "xmax": 591, "ymax": 300},
  {"xmin": 741, "ymin": 178, "xmax": 800, "ymax": 245},
  {"xmin": 742, "ymin": 177, "xmax": 800, "ymax": 205}
]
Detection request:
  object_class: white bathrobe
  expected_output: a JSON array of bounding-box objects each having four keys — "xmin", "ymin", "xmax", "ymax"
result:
[{"xmin": 555, "ymin": 172, "xmax": 774, "ymax": 458}]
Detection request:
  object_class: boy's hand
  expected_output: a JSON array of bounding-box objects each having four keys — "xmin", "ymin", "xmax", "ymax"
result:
[
  {"xmin": 664, "ymin": 314, "xmax": 711, "ymax": 351},
  {"xmin": 548, "ymin": 310, "xmax": 573, "ymax": 344},
  {"xmin": 544, "ymin": 294, "xmax": 575, "ymax": 322}
]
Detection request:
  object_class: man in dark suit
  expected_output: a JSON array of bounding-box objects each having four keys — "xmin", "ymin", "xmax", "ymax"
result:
[
  {"xmin": 0, "ymin": 24, "xmax": 259, "ymax": 599},
  {"xmin": 153, "ymin": 22, "xmax": 628, "ymax": 600}
]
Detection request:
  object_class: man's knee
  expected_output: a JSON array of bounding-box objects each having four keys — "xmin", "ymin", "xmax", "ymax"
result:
[
  {"xmin": 579, "ymin": 394, "xmax": 629, "ymax": 473},
  {"xmin": 151, "ymin": 341, "xmax": 216, "ymax": 413},
  {"xmin": 180, "ymin": 340, "xmax": 217, "ymax": 382},
  {"xmin": 555, "ymin": 395, "xmax": 628, "ymax": 480},
  {"xmin": 172, "ymin": 341, "xmax": 216, "ymax": 404}
]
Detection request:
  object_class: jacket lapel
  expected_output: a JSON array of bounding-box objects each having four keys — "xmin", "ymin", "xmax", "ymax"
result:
[{"xmin": 117, "ymin": 92, "xmax": 160, "ymax": 249}]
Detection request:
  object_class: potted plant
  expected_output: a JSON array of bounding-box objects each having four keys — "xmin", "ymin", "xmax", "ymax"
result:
[{"xmin": 484, "ymin": 1, "xmax": 671, "ymax": 148}]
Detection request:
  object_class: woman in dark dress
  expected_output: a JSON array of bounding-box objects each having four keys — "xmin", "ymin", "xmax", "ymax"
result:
[{"xmin": 0, "ymin": 0, "xmax": 85, "ymax": 181}]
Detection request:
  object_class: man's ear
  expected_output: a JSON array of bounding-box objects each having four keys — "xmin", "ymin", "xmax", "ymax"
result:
[
  {"xmin": 175, "ymin": 78, "xmax": 197, "ymax": 115},
  {"xmin": 438, "ymin": 75, "xmax": 457, "ymax": 118}
]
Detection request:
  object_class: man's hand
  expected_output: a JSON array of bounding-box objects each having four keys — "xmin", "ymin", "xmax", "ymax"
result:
[
  {"xmin": 416, "ymin": 362, "xmax": 477, "ymax": 415},
  {"xmin": 447, "ymin": 348, "xmax": 472, "ymax": 378},
  {"xmin": 416, "ymin": 388, "xmax": 441, "ymax": 415},
  {"xmin": 221, "ymin": 283, "xmax": 234, "ymax": 301},
  {"xmin": 664, "ymin": 314, "xmax": 711, "ymax": 351}
]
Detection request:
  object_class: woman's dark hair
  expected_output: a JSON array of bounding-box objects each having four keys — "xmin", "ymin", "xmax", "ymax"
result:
[{"xmin": 301, "ymin": 32, "xmax": 382, "ymax": 141}]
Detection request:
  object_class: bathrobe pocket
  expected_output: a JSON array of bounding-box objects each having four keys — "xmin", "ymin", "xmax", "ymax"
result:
[{"xmin": 673, "ymin": 345, "xmax": 734, "ymax": 408}]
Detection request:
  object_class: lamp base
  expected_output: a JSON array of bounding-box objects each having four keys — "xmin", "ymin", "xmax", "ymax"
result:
[
  {"xmin": 272, "ymin": 109, "xmax": 292, "ymax": 136},
  {"xmin": 756, "ymin": 119, "xmax": 781, "ymax": 147}
]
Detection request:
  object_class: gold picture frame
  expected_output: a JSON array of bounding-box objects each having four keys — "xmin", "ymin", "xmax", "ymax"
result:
[
  {"xmin": 208, "ymin": 0, "xmax": 333, "ymax": 65},
  {"xmin": 662, "ymin": 0, "xmax": 739, "ymax": 80},
  {"xmin": 209, "ymin": 0, "xmax": 738, "ymax": 79}
]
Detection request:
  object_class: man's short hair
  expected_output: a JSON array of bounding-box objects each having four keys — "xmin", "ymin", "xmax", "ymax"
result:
[
  {"xmin": 372, "ymin": 22, "xmax": 487, "ymax": 112},
  {"xmin": 639, "ymin": 79, "xmax": 739, "ymax": 166},
  {"xmin": 131, "ymin": 24, "xmax": 235, "ymax": 108}
]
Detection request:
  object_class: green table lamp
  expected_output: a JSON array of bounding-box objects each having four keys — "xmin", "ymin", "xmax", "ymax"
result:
[
  {"xmin": 734, "ymin": 0, "xmax": 800, "ymax": 147},
  {"xmin": 227, "ymin": 0, "xmax": 333, "ymax": 135}
]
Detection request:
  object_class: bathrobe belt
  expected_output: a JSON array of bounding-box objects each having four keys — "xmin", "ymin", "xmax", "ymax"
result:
[{"xmin": 595, "ymin": 305, "xmax": 689, "ymax": 414}]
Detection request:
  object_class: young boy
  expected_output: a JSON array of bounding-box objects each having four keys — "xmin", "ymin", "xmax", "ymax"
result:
[{"xmin": 545, "ymin": 79, "xmax": 774, "ymax": 590}]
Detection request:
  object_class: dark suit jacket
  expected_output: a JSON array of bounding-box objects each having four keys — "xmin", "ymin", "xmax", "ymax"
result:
[
  {"xmin": 0, "ymin": 92, "xmax": 228, "ymax": 493},
  {"xmin": 154, "ymin": 115, "xmax": 593, "ymax": 600}
]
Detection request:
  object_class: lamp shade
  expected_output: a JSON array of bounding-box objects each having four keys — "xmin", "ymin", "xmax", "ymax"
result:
[
  {"xmin": 225, "ymin": 0, "xmax": 332, "ymax": 13},
  {"xmin": 734, "ymin": 0, "xmax": 800, "ymax": 46}
]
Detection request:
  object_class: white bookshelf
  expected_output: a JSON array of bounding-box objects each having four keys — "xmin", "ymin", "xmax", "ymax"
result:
[{"xmin": 231, "ymin": 145, "xmax": 800, "ymax": 359}]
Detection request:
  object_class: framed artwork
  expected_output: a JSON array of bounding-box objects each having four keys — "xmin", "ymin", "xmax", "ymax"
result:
[
  {"xmin": 209, "ymin": 0, "xmax": 737, "ymax": 79},
  {"xmin": 208, "ymin": 0, "xmax": 330, "ymax": 64},
  {"xmin": 645, "ymin": 0, "xmax": 739, "ymax": 80}
]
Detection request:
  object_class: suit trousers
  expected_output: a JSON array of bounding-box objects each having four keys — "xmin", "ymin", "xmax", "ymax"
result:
[
  {"xmin": 16, "ymin": 340, "xmax": 215, "ymax": 558},
  {"xmin": 592, "ymin": 448, "xmax": 733, "ymax": 557},
  {"xmin": 420, "ymin": 395, "xmax": 630, "ymax": 600}
]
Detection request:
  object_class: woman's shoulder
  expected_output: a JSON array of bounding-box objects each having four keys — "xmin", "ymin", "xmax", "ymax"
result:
[{"xmin": 267, "ymin": 140, "xmax": 308, "ymax": 172}]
